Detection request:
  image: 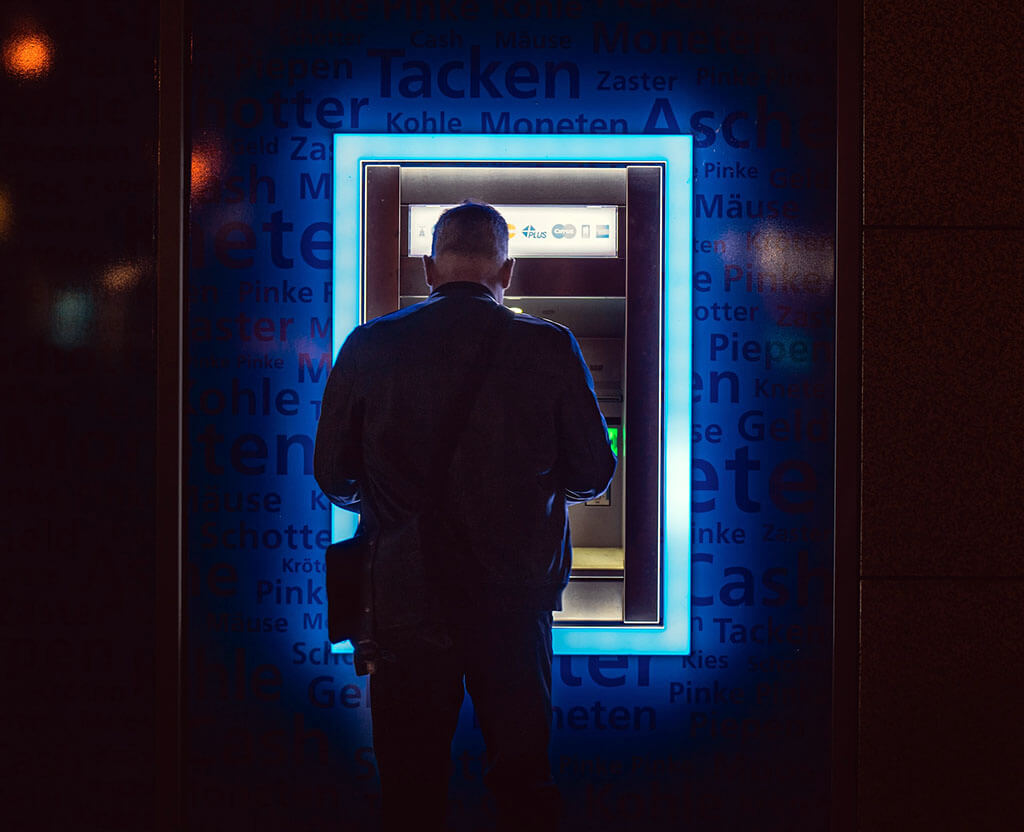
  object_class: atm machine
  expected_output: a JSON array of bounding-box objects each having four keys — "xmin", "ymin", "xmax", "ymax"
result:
[{"xmin": 332, "ymin": 134, "xmax": 692, "ymax": 654}]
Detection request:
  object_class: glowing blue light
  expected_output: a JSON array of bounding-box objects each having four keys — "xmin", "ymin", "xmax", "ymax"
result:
[{"xmin": 332, "ymin": 133, "xmax": 692, "ymax": 654}]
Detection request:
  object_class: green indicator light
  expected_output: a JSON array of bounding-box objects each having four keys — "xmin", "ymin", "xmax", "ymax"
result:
[{"xmin": 607, "ymin": 425, "xmax": 619, "ymax": 457}]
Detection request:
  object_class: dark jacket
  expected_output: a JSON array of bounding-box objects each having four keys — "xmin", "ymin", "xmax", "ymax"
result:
[{"xmin": 314, "ymin": 281, "xmax": 617, "ymax": 629}]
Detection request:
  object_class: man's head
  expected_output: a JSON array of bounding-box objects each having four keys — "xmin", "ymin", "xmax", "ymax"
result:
[{"xmin": 423, "ymin": 201, "xmax": 514, "ymax": 303}]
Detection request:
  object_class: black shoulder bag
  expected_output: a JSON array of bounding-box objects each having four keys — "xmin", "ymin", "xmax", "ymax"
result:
[{"xmin": 325, "ymin": 302, "xmax": 513, "ymax": 674}]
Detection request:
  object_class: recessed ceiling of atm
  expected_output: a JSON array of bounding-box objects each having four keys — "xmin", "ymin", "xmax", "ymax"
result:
[{"xmin": 399, "ymin": 166, "xmax": 627, "ymax": 205}]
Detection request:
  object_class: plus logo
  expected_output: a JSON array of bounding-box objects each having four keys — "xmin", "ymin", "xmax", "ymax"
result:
[{"xmin": 521, "ymin": 224, "xmax": 547, "ymax": 239}]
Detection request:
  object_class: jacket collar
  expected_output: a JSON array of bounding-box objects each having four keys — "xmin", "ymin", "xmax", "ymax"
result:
[{"xmin": 428, "ymin": 281, "xmax": 496, "ymax": 301}]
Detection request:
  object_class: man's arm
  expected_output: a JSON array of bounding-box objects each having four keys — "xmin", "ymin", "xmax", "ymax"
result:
[
  {"xmin": 313, "ymin": 327, "xmax": 364, "ymax": 511},
  {"xmin": 556, "ymin": 331, "xmax": 618, "ymax": 504}
]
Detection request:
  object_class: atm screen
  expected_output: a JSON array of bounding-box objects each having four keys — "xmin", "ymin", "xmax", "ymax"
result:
[{"xmin": 408, "ymin": 204, "xmax": 618, "ymax": 258}]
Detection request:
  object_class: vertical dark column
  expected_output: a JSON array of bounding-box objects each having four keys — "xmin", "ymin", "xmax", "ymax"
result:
[
  {"xmin": 623, "ymin": 165, "xmax": 664, "ymax": 623},
  {"xmin": 363, "ymin": 165, "xmax": 402, "ymax": 322},
  {"xmin": 833, "ymin": 0, "xmax": 863, "ymax": 827},
  {"xmin": 157, "ymin": 0, "xmax": 187, "ymax": 829}
]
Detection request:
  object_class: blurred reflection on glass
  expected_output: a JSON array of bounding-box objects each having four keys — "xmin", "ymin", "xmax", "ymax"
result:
[
  {"xmin": 749, "ymin": 221, "xmax": 835, "ymax": 281},
  {"xmin": 51, "ymin": 289, "xmax": 93, "ymax": 348},
  {"xmin": 191, "ymin": 151, "xmax": 214, "ymax": 192},
  {"xmin": 191, "ymin": 134, "xmax": 226, "ymax": 202},
  {"xmin": 102, "ymin": 260, "xmax": 144, "ymax": 292},
  {"xmin": 3, "ymin": 29, "xmax": 54, "ymax": 79},
  {"xmin": 0, "ymin": 187, "xmax": 11, "ymax": 239}
]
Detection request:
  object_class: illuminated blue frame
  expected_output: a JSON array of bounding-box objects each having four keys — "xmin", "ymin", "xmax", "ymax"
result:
[{"xmin": 332, "ymin": 133, "xmax": 692, "ymax": 654}]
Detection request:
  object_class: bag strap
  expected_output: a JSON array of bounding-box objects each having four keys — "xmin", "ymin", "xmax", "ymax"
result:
[{"xmin": 428, "ymin": 301, "xmax": 514, "ymax": 501}]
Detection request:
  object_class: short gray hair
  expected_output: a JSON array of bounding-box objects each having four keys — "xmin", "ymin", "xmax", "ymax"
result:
[{"xmin": 431, "ymin": 201, "xmax": 508, "ymax": 261}]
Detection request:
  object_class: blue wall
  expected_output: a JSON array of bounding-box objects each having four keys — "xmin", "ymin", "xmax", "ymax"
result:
[{"xmin": 186, "ymin": 2, "xmax": 836, "ymax": 828}]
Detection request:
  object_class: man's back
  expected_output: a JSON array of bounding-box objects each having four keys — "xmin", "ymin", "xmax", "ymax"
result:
[{"xmin": 315, "ymin": 280, "xmax": 616, "ymax": 629}]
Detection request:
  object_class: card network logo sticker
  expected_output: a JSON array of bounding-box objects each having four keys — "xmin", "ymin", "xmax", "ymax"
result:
[
  {"xmin": 551, "ymin": 223, "xmax": 577, "ymax": 239},
  {"xmin": 521, "ymin": 224, "xmax": 547, "ymax": 239},
  {"xmin": 507, "ymin": 223, "xmax": 516, "ymax": 238},
  {"xmin": 595, "ymin": 224, "xmax": 610, "ymax": 238}
]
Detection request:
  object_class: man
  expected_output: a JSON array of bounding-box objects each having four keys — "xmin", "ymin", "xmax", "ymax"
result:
[{"xmin": 314, "ymin": 202, "xmax": 616, "ymax": 831}]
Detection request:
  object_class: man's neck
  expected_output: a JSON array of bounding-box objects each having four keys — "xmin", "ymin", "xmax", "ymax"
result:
[{"xmin": 431, "ymin": 280, "xmax": 501, "ymax": 303}]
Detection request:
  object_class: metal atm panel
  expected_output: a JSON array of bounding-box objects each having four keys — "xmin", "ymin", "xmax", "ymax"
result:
[{"xmin": 333, "ymin": 135, "xmax": 692, "ymax": 655}]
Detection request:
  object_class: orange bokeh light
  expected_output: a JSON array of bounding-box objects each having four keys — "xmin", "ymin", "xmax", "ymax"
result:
[
  {"xmin": 0, "ymin": 189, "xmax": 11, "ymax": 239},
  {"xmin": 191, "ymin": 152, "xmax": 215, "ymax": 190},
  {"xmin": 190, "ymin": 138, "xmax": 226, "ymax": 201},
  {"xmin": 3, "ymin": 32, "xmax": 54, "ymax": 79},
  {"xmin": 102, "ymin": 261, "xmax": 144, "ymax": 292}
]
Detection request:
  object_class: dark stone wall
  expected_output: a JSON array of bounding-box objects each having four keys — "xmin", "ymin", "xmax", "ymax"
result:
[
  {"xmin": 2, "ymin": 3, "xmax": 159, "ymax": 829},
  {"xmin": 859, "ymin": 0, "xmax": 1024, "ymax": 828}
]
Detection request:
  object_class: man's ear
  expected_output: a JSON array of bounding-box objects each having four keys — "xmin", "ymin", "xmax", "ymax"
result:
[
  {"xmin": 499, "ymin": 258, "xmax": 514, "ymax": 290},
  {"xmin": 422, "ymin": 255, "xmax": 437, "ymax": 289}
]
